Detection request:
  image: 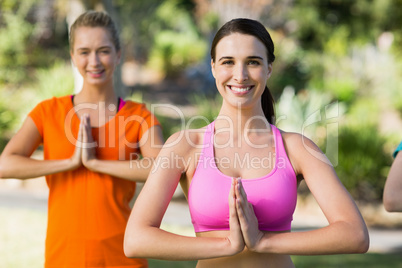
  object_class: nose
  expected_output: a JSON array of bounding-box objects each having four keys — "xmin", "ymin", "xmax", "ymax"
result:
[
  {"xmin": 234, "ymin": 64, "xmax": 248, "ymax": 82},
  {"xmin": 89, "ymin": 52, "xmax": 101, "ymax": 67}
]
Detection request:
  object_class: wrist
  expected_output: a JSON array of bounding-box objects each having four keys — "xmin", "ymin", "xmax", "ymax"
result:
[
  {"xmin": 67, "ymin": 157, "xmax": 81, "ymax": 171},
  {"xmin": 83, "ymin": 158, "xmax": 99, "ymax": 171},
  {"xmin": 223, "ymin": 237, "xmax": 245, "ymax": 256},
  {"xmin": 248, "ymin": 232, "xmax": 266, "ymax": 253}
]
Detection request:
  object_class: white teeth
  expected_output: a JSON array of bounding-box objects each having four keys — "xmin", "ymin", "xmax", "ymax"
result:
[
  {"xmin": 90, "ymin": 70, "xmax": 103, "ymax": 74},
  {"xmin": 231, "ymin": 86, "xmax": 251, "ymax": 92}
]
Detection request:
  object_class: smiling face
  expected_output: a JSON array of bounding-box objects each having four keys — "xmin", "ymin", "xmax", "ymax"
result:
[
  {"xmin": 211, "ymin": 33, "xmax": 272, "ymax": 111},
  {"xmin": 70, "ymin": 26, "xmax": 121, "ymax": 88}
]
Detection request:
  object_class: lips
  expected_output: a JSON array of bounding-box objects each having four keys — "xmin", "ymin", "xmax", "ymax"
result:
[
  {"xmin": 229, "ymin": 85, "xmax": 253, "ymax": 94},
  {"xmin": 87, "ymin": 70, "xmax": 105, "ymax": 78}
]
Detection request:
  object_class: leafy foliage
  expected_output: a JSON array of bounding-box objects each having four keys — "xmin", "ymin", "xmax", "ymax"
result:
[
  {"xmin": 331, "ymin": 98, "xmax": 393, "ymax": 201},
  {"xmin": 0, "ymin": 92, "xmax": 18, "ymax": 150},
  {"xmin": 0, "ymin": 0, "xmax": 37, "ymax": 84},
  {"xmin": 335, "ymin": 123, "xmax": 392, "ymax": 202},
  {"xmin": 15, "ymin": 61, "xmax": 74, "ymax": 118},
  {"xmin": 147, "ymin": 0, "xmax": 207, "ymax": 77}
]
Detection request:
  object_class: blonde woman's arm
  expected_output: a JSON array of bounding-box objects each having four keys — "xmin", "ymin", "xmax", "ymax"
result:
[{"xmin": 0, "ymin": 117, "xmax": 82, "ymax": 179}]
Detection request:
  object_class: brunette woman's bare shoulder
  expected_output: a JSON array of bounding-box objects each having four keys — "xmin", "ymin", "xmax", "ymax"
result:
[
  {"xmin": 276, "ymin": 128, "xmax": 326, "ymax": 175},
  {"xmin": 278, "ymin": 129, "xmax": 319, "ymax": 153}
]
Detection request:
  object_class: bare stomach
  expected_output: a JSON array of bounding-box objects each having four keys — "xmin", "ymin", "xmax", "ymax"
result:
[{"xmin": 195, "ymin": 230, "xmax": 294, "ymax": 268}]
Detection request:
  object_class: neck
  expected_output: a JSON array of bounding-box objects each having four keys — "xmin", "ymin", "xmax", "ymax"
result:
[
  {"xmin": 75, "ymin": 82, "xmax": 117, "ymax": 104},
  {"xmin": 215, "ymin": 101, "xmax": 270, "ymax": 136}
]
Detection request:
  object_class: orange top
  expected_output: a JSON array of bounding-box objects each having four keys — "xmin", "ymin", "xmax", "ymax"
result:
[{"xmin": 29, "ymin": 95, "xmax": 159, "ymax": 268}]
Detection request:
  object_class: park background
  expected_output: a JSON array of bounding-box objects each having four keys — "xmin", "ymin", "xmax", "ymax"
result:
[{"xmin": 0, "ymin": 0, "xmax": 401, "ymax": 267}]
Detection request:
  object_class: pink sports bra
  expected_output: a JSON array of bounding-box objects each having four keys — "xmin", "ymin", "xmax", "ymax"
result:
[{"xmin": 188, "ymin": 121, "xmax": 297, "ymax": 233}]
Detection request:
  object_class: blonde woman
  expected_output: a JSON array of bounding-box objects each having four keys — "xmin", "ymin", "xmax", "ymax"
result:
[{"xmin": 0, "ymin": 11, "xmax": 163, "ymax": 268}]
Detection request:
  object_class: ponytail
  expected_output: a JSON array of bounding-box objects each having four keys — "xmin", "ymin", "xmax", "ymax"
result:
[{"xmin": 261, "ymin": 86, "xmax": 275, "ymax": 124}]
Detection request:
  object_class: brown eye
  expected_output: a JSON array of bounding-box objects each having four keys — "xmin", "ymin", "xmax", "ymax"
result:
[
  {"xmin": 222, "ymin": 60, "xmax": 234, "ymax": 65},
  {"xmin": 248, "ymin": 60, "xmax": 260, "ymax": 65}
]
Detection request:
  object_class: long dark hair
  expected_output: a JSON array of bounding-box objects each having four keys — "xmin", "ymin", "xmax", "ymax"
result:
[{"xmin": 210, "ymin": 18, "xmax": 276, "ymax": 124}]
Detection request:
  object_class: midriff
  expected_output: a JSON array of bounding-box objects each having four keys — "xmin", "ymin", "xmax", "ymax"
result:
[{"xmin": 195, "ymin": 230, "xmax": 294, "ymax": 268}]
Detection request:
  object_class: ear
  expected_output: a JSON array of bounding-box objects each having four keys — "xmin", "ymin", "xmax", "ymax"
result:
[
  {"xmin": 211, "ymin": 59, "xmax": 216, "ymax": 78},
  {"xmin": 70, "ymin": 51, "xmax": 76, "ymax": 66},
  {"xmin": 267, "ymin": 63, "xmax": 273, "ymax": 79}
]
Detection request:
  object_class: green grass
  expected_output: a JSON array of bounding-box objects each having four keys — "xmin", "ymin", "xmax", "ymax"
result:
[
  {"xmin": 147, "ymin": 254, "xmax": 402, "ymax": 268},
  {"xmin": 0, "ymin": 206, "xmax": 401, "ymax": 268},
  {"xmin": 291, "ymin": 254, "xmax": 402, "ymax": 268},
  {"xmin": 149, "ymin": 259, "xmax": 197, "ymax": 267}
]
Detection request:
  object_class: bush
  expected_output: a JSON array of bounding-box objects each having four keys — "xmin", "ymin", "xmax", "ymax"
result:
[
  {"xmin": 146, "ymin": 0, "xmax": 207, "ymax": 77},
  {"xmin": 0, "ymin": 61, "xmax": 74, "ymax": 149},
  {"xmin": 334, "ymin": 124, "xmax": 392, "ymax": 202},
  {"xmin": 0, "ymin": 0, "xmax": 37, "ymax": 84},
  {"xmin": 15, "ymin": 61, "xmax": 74, "ymax": 117},
  {"xmin": 0, "ymin": 96, "xmax": 18, "ymax": 151}
]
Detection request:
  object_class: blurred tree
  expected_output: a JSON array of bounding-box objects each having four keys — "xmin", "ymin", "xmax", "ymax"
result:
[
  {"xmin": 112, "ymin": 0, "xmax": 162, "ymax": 63},
  {"xmin": 0, "ymin": 93, "xmax": 18, "ymax": 151},
  {"xmin": 193, "ymin": 0, "xmax": 293, "ymax": 29},
  {"xmin": 146, "ymin": 0, "xmax": 207, "ymax": 78},
  {"xmin": 0, "ymin": 0, "xmax": 37, "ymax": 84},
  {"xmin": 299, "ymin": 0, "xmax": 401, "ymax": 48},
  {"xmin": 281, "ymin": 0, "xmax": 402, "ymax": 94}
]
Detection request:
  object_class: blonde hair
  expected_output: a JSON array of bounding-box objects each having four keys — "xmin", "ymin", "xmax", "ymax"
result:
[{"xmin": 69, "ymin": 10, "xmax": 120, "ymax": 52}]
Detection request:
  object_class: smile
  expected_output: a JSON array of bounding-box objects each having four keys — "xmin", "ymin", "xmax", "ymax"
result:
[
  {"xmin": 229, "ymin": 85, "xmax": 253, "ymax": 93},
  {"xmin": 88, "ymin": 70, "xmax": 104, "ymax": 74},
  {"xmin": 87, "ymin": 70, "xmax": 105, "ymax": 77}
]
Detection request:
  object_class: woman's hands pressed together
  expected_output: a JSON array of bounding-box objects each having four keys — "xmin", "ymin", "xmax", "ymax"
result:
[
  {"xmin": 70, "ymin": 114, "xmax": 98, "ymax": 171},
  {"xmin": 80, "ymin": 114, "xmax": 98, "ymax": 169},
  {"xmin": 227, "ymin": 178, "xmax": 246, "ymax": 254},
  {"xmin": 230, "ymin": 178, "xmax": 265, "ymax": 252}
]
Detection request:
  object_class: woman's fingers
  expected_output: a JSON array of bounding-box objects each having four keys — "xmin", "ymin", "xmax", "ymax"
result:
[
  {"xmin": 227, "ymin": 178, "xmax": 245, "ymax": 254},
  {"xmin": 234, "ymin": 178, "xmax": 264, "ymax": 251},
  {"xmin": 235, "ymin": 179, "xmax": 250, "ymax": 216},
  {"xmin": 81, "ymin": 114, "xmax": 97, "ymax": 165},
  {"xmin": 82, "ymin": 114, "xmax": 92, "ymax": 144},
  {"xmin": 69, "ymin": 116, "xmax": 84, "ymax": 169},
  {"xmin": 229, "ymin": 178, "xmax": 241, "ymax": 230}
]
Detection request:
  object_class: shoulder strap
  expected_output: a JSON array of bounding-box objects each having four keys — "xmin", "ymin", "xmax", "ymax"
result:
[
  {"xmin": 201, "ymin": 121, "xmax": 215, "ymax": 159},
  {"xmin": 270, "ymin": 124, "xmax": 285, "ymax": 158}
]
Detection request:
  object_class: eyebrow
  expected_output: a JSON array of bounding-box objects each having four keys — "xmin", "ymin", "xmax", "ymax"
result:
[
  {"xmin": 218, "ymin": 56, "xmax": 264, "ymax": 61},
  {"xmin": 76, "ymin": 46, "xmax": 112, "ymax": 51}
]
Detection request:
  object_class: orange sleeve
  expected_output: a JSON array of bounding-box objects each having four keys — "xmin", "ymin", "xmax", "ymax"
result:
[
  {"xmin": 28, "ymin": 100, "xmax": 48, "ymax": 138},
  {"xmin": 138, "ymin": 108, "xmax": 160, "ymax": 141}
]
